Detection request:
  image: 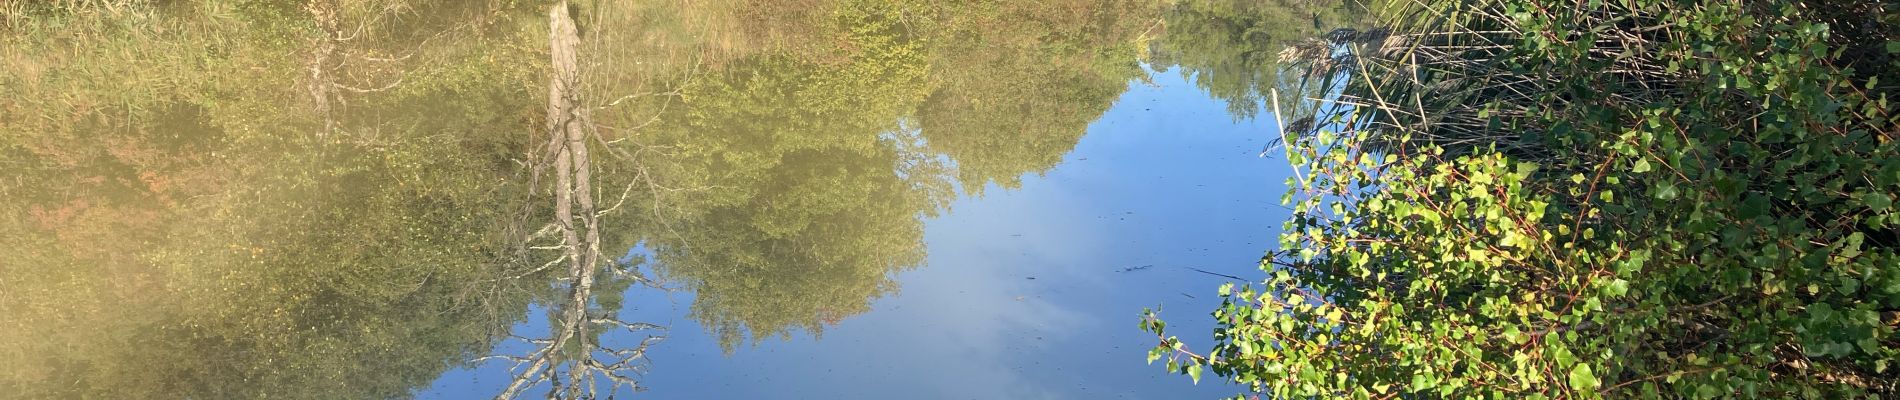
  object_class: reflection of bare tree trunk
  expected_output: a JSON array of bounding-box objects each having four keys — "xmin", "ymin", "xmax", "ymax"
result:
[
  {"xmin": 549, "ymin": 2, "xmax": 601, "ymax": 395},
  {"xmin": 306, "ymin": 0, "xmax": 339, "ymax": 138},
  {"xmin": 547, "ymin": 0, "xmax": 601, "ymax": 317},
  {"xmin": 302, "ymin": 0, "xmax": 411, "ymax": 143},
  {"xmin": 492, "ymin": 3, "xmax": 660, "ymax": 399}
]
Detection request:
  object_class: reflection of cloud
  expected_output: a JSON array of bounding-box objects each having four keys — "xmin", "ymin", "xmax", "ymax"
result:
[
  {"xmin": 859, "ymin": 186, "xmax": 1104, "ymax": 399},
  {"xmin": 425, "ymin": 70, "xmax": 1279, "ymax": 400},
  {"xmin": 853, "ymin": 73, "xmax": 1281, "ymax": 399}
]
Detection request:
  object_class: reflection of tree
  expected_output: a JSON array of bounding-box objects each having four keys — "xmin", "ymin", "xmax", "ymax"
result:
[
  {"xmin": 577, "ymin": 0, "xmax": 1170, "ymax": 350},
  {"xmin": 1150, "ymin": 0, "xmax": 1363, "ymax": 119},
  {"xmin": 487, "ymin": 4, "xmax": 663, "ymax": 398},
  {"xmin": 614, "ymin": 0, "xmax": 1168, "ymax": 352},
  {"xmin": 3, "ymin": 1, "xmax": 1176, "ymax": 396},
  {"xmin": 915, "ymin": 0, "xmax": 1158, "ymax": 194},
  {"xmin": 0, "ymin": 2, "xmax": 559, "ymax": 398},
  {"xmin": 657, "ymin": 143, "xmax": 937, "ymax": 352},
  {"xmin": 632, "ymin": 21, "xmax": 945, "ymax": 350}
]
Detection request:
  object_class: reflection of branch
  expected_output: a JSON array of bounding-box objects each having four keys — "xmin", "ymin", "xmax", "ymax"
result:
[
  {"xmin": 497, "ymin": 255, "xmax": 566, "ymax": 282},
  {"xmin": 489, "ymin": 4, "xmax": 665, "ymax": 399},
  {"xmin": 595, "ymin": 89, "xmax": 681, "ymax": 110},
  {"xmin": 306, "ymin": 0, "xmax": 341, "ymax": 138},
  {"xmin": 333, "ymin": 76, "xmax": 405, "ymax": 93},
  {"xmin": 582, "ymin": 78, "xmax": 708, "ymax": 248},
  {"xmin": 355, "ymin": 53, "xmax": 414, "ymax": 63},
  {"xmin": 491, "ymin": 266, "xmax": 664, "ymax": 399},
  {"xmin": 591, "ymin": 319, "xmax": 664, "ymax": 332},
  {"xmin": 302, "ymin": 0, "xmax": 424, "ymax": 140},
  {"xmin": 593, "ymin": 179, "xmax": 641, "ymax": 217}
]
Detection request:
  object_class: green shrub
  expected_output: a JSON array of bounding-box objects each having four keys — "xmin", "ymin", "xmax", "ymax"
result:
[{"xmin": 1146, "ymin": 0, "xmax": 1900, "ymax": 398}]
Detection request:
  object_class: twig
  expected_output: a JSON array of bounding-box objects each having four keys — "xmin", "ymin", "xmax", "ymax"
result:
[{"xmin": 1185, "ymin": 266, "xmax": 1248, "ymax": 281}]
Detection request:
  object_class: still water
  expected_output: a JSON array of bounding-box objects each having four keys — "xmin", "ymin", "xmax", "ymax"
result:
[
  {"xmin": 1, "ymin": 1, "xmax": 1344, "ymax": 398},
  {"xmin": 422, "ymin": 72, "xmax": 1290, "ymax": 399}
]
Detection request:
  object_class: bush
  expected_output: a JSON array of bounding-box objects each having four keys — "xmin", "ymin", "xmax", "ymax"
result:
[{"xmin": 1144, "ymin": 0, "xmax": 1900, "ymax": 398}]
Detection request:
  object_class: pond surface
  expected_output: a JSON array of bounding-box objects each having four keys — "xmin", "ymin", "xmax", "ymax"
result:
[
  {"xmin": 1, "ymin": 1, "xmax": 1349, "ymax": 398},
  {"xmin": 420, "ymin": 70, "xmax": 1291, "ymax": 399}
]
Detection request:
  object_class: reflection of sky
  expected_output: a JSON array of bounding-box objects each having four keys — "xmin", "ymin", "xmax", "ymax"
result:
[{"xmin": 421, "ymin": 69, "xmax": 1294, "ymax": 399}]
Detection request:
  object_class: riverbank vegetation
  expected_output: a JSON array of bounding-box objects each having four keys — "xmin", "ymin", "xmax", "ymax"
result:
[{"xmin": 1145, "ymin": 0, "xmax": 1899, "ymax": 397}]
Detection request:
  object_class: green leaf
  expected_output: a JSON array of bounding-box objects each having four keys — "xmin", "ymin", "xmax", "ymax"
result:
[
  {"xmin": 1865, "ymin": 192, "xmax": 1893, "ymax": 212},
  {"xmin": 1187, "ymin": 363, "xmax": 1204, "ymax": 384},
  {"xmin": 1569, "ymin": 364, "xmax": 1599, "ymax": 392},
  {"xmin": 1603, "ymin": 279, "xmax": 1629, "ymax": 297}
]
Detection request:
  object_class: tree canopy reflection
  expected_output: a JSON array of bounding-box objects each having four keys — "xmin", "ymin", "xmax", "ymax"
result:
[
  {"xmin": 0, "ymin": 0, "xmax": 1163, "ymax": 396},
  {"xmin": 1146, "ymin": 0, "xmax": 1364, "ymax": 119},
  {"xmin": 600, "ymin": 0, "xmax": 1165, "ymax": 352},
  {"xmin": 2, "ymin": 2, "xmax": 550, "ymax": 397}
]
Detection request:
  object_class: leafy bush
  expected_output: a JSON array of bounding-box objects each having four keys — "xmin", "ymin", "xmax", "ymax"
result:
[{"xmin": 1145, "ymin": 0, "xmax": 1900, "ymax": 398}]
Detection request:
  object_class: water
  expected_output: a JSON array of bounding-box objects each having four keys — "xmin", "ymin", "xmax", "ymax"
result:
[
  {"xmin": 415, "ymin": 70, "xmax": 1290, "ymax": 399},
  {"xmin": 1, "ymin": 1, "xmax": 1330, "ymax": 398}
]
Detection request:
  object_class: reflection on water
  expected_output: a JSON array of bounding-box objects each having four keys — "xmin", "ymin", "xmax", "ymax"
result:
[
  {"xmin": 1, "ymin": 0, "xmax": 1338, "ymax": 398},
  {"xmin": 1147, "ymin": 0, "xmax": 1362, "ymax": 119}
]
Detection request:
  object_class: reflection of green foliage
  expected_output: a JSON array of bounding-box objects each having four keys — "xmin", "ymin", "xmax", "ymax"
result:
[
  {"xmin": 622, "ymin": 0, "xmax": 1167, "ymax": 351},
  {"xmin": 915, "ymin": 0, "xmax": 1157, "ymax": 194},
  {"xmin": 1, "ymin": 3, "xmax": 552, "ymax": 398},
  {"xmin": 661, "ymin": 146, "xmax": 932, "ymax": 352},
  {"xmin": 4, "ymin": 2, "xmax": 1170, "ymax": 390},
  {"xmin": 636, "ymin": 3, "xmax": 942, "ymax": 350},
  {"xmin": 1151, "ymin": 0, "xmax": 1362, "ymax": 118}
]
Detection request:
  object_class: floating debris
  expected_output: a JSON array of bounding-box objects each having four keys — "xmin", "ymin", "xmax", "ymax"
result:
[{"xmin": 1116, "ymin": 264, "xmax": 1155, "ymax": 273}]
